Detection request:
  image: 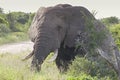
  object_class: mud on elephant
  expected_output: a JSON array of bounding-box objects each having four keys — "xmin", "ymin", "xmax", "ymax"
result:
[{"xmin": 23, "ymin": 4, "xmax": 120, "ymax": 78}]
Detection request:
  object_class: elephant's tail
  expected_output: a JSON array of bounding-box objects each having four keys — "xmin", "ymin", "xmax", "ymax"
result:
[{"xmin": 22, "ymin": 51, "xmax": 34, "ymax": 61}]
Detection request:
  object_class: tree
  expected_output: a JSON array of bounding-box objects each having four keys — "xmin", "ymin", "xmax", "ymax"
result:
[
  {"xmin": 17, "ymin": 13, "xmax": 29, "ymax": 24},
  {"xmin": 0, "ymin": 7, "xmax": 3, "ymax": 13},
  {"xmin": 101, "ymin": 16, "xmax": 119, "ymax": 26},
  {"xmin": 7, "ymin": 13, "xmax": 17, "ymax": 31}
]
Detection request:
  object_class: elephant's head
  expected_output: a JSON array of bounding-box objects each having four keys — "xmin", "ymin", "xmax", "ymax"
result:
[
  {"xmin": 26, "ymin": 4, "xmax": 71, "ymax": 70},
  {"xmin": 23, "ymin": 4, "xmax": 120, "ymax": 77}
]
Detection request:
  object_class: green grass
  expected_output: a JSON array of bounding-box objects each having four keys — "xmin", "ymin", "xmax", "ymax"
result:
[
  {"xmin": 0, "ymin": 52, "xmax": 67, "ymax": 80},
  {"xmin": 0, "ymin": 32, "xmax": 29, "ymax": 45},
  {"xmin": 0, "ymin": 52, "xmax": 117, "ymax": 80}
]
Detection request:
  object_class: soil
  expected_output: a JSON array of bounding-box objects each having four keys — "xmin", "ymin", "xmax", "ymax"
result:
[{"xmin": 0, "ymin": 41, "xmax": 33, "ymax": 54}]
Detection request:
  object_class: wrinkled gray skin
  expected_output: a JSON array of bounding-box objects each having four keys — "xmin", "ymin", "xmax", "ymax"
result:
[{"xmin": 25, "ymin": 4, "xmax": 120, "ymax": 78}]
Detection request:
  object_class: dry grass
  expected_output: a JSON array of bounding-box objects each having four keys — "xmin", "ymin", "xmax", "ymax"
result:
[{"xmin": 0, "ymin": 52, "xmax": 67, "ymax": 80}]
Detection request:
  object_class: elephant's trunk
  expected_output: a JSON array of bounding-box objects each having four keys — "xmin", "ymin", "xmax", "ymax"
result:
[
  {"xmin": 31, "ymin": 45, "xmax": 51, "ymax": 71},
  {"xmin": 23, "ymin": 32, "xmax": 52, "ymax": 61},
  {"xmin": 31, "ymin": 29, "xmax": 59, "ymax": 71}
]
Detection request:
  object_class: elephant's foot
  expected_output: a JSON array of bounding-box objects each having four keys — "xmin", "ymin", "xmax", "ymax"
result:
[
  {"xmin": 55, "ymin": 45, "xmax": 77, "ymax": 72},
  {"xmin": 31, "ymin": 62, "xmax": 41, "ymax": 72},
  {"xmin": 31, "ymin": 56, "xmax": 42, "ymax": 72}
]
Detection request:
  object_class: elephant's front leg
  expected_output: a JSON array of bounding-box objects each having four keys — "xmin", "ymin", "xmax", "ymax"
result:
[
  {"xmin": 55, "ymin": 46, "xmax": 76, "ymax": 72},
  {"xmin": 55, "ymin": 56, "xmax": 69, "ymax": 72}
]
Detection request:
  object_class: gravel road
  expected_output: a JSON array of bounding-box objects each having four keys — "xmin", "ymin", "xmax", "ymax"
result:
[{"xmin": 0, "ymin": 41, "xmax": 34, "ymax": 54}]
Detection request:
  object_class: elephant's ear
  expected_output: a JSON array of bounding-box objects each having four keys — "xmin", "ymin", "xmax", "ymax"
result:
[
  {"xmin": 28, "ymin": 7, "xmax": 46, "ymax": 42},
  {"xmin": 63, "ymin": 16, "xmax": 93, "ymax": 48}
]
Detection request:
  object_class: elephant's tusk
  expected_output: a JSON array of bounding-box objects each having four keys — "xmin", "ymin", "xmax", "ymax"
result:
[
  {"xmin": 22, "ymin": 51, "xmax": 34, "ymax": 61},
  {"xmin": 96, "ymin": 48, "xmax": 120, "ymax": 74},
  {"xmin": 96, "ymin": 48, "xmax": 109, "ymax": 60},
  {"xmin": 48, "ymin": 49, "xmax": 58, "ymax": 62}
]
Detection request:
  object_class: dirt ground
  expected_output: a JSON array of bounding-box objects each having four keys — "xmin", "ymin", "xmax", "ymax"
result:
[{"xmin": 0, "ymin": 41, "xmax": 33, "ymax": 54}]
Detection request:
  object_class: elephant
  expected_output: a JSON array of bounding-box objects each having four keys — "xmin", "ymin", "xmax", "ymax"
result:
[{"xmin": 23, "ymin": 4, "xmax": 120, "ymax": 78}]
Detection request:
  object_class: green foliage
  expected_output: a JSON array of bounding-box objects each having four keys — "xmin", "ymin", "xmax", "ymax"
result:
[
  {"xmin": 0, "ymin": 16, "xmax": 6, "ymax": 23},
  {"xmin": 0, "ymin": 52, "xmax": 117, "ymax": 80},
  {"xmin": 6, "ymin": 12, "xmax": 34, "ymax": 32},
  {"xmin": 67, "ymin": 57, "xmax": 93, "ymax": 76},
  {"xmin": 0, "ymin": 24, "xmax": 11, "ymax": 35},
  {"xmin": 100, "ymin": 16, "xmax": 120, "ymax": 48},
  {"xmin": 0, "ymin": 32, "xmax": 28, "ymax": 45},
  {"xmin": 67, "ymin": 75, "xmax": 111, "ymax": 80},
  {"xmin": 0, "ymin": 14, "xmax": 8, "ymax": 25},
  {"xmin": 7, "ymin": 12, "xmax": 17, "ymax": 31},
  {"xmin": 85, "ymin": 20, "xmax": 106, "ymax": 49},
  {"xmin": 0, "ymin": 11, "xmax": 34, "ymax": 44},
  {"xmin": 67, "ymin": 74, "xmax": 98, "ymax": 80},
  {"xmin": 16, "ymin": 12, "xmax": 29, "ymax": 24},
  {"xmin": 101, "ymin": 16, "xmax": 119, "ymax": 26},
  {"xmin": 0, "ymin": 7, "xmax": 3, "ymax": 13},
  {"xmin": 75, "ymin": 16, "xmax": 107, "ymax": 58},
  {"xmin": 0, "ymin": 53, "xmax": 37, "ymax": 80},
  {"xmin": 109, "ymin": 23, "xmax": 120, "ymax": 48},
  {"xmin": 67, "ymin": 57, "xmax": 117, "ymax": 80},
  {"xmin": 72, "ymin": 13, "xmax": 116, "ymax": 80},
  {"xmin": 0, "ymin": 52, "xmax": 65, "ymax": 80}
]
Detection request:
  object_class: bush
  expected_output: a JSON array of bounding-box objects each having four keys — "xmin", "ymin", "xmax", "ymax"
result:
[
  {"xmin": 109, "ymin": 23, "xmax": 120, "ymax": 48},
  {"xmin": 101, "ymin": 16, "xmax": 119, "ymax": 26},
  {"xmin": 67, "ymin": 56, "xmax": 117, "ymax": 80},
  {"xmin": 0, "ymin": 32, "xmax": 29, "ymax": 45},
  {"xmin": 67, "ymin": 74, "xmax": 98, "ymax": 80},
  {"xmin": 0, "ymin": 24, "xmax": 10, "ymax": 36},
  {"xmin": 16, "ymin": 13, "xmax": 29, "ymax": 24},
  {"xmin": 6, "ymin": 12, "xmax": 33, "ymax": 32},
  {"xmin": 0, "ymin": 16, "xmax": 5, "ymax": 23}
]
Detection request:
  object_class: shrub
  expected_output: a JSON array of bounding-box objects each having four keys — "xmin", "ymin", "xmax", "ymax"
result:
[
  {"xmin": 0, "ymin": 32, "xmax": 28, "ymax": 45},
  {"xmin": 67, "ymin": 56, "xmax": 117, "ymax": 80},
  {"xmin": 109, "ymin": 23, "xmax": 120, "ymax": 48},
  {"xmin": 0, "ymin": 16, "xmax": 5, "ymax": 23},
  {"xmin": 0, "ymin": 16, "xmax": 8, "ymax": 25},
  {"xmin": 0, "ymin": 7, "xmax": 3, "ymax": 13},
  {"xmin": 101, "ymin": 16, "xmax": 119, "ymax": 26},
  {"xmin": 0, "ymin": 24, "xmax": 10, "ymax": 36},
  {"xmin": 67, "ymin": 74, "xmax": 98, "ymax": 80}
]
